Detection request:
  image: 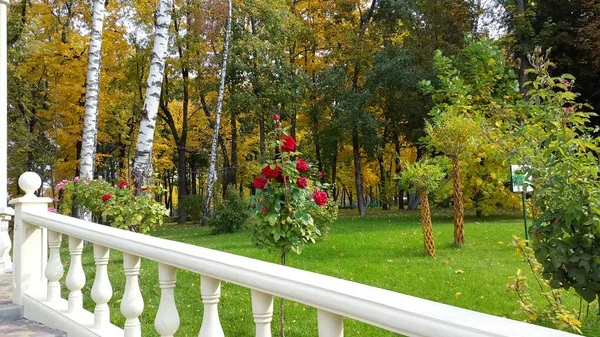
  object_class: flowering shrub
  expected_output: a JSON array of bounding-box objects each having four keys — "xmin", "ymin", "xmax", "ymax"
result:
[
  {"xmin": 57, "ymin": 177, "xmax": 168, "ymax": 234},
  {"xmin": 250, "ymin": 116, "xmax": 329, "ymax": 256}
]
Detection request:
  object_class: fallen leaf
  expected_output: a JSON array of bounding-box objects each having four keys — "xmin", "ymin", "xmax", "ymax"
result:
[{"xmin": 455, "ymin": 269, "xmax": 464, "ymax": 274}]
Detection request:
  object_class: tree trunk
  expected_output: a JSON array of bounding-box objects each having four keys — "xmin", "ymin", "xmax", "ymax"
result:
[
  {"xmin": 352, "ymin": 129, "xmax": 366, "ymax": 215},
  {"xmin": 229, "ymin": 106, "xmax": 238, "ymax": 189},
  {"xmin": 419, "ymin": 189, "xmax": 436, "ymax": 257},
  {"xmin": 377, "ymin": 151, "xmax": 389, "ymax": 210},
  {"xmin": 177, "ymin": 146, "xmax": 187, "ymax": 224},
  {"xmin": 203, "ymin": 0, "xmax": 232, "ymax": 224},
  {"xmin": 259, "ymin": 110, "xmax": 266, "ymax": 164},
  {"xmin": 132, "ymin": 0, "xmax": 172, "ymax": 193},
  {"xmin": 516, "ymin": 0, "xmax": 529, "ymax": 98},
  {"xmin": 79, "ymin": 0, "xmax": 105, "ymax": 184},
  {"xmin": 452, "ymin": 156, "xmax": 465, "ymax": 247}
]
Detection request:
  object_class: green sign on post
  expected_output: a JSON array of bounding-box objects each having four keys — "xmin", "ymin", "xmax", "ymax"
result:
[{"xmin": 510, "ymin": 165, "xmax": 533, "ymax": 245}]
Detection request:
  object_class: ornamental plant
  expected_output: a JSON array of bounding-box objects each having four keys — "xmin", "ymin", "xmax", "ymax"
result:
[
  {"xmin": 507, "ymin": 50, "xmax": 600, "ymax": 305},
  {"xmin": 57, "ymin": 177, "xmax": 168, "ymax": 234},
  {"xmin": 250, "ymin": 113, "xmax": 329, "ymax": 337}
]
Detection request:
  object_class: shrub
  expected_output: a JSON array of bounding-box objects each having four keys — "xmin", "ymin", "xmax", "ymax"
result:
[
  {"xmin": 309, "ymin": 199, "xmax": 338, "ymax": 237},
  {"xmin": 179, "ymin": 194, "xmax": 203, "ymax": 222},
  {"xmin": 209, "ymin": 186, "xmax": 251, "ymax": 234}
]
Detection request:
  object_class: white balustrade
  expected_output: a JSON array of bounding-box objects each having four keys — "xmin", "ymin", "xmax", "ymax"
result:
[
  {"xmin": 121, "ymin": 253, "xmax": 144, "ymax": 337},
  {"xmin": 198, "ymin": 275, "xmax": 224, "ymax": 337},
  {"xmin": 0, "ymin": 207, "xmax": 13, "ymax": 274},
  {"xmin": 45, "ymin": 230, "xmax": 63, "ymax": 303},
  {"xmin": 65, "ymin": 236, "xmax": 86, "ymax": 313},
  {"xmin": 318, "ymin": 310, "xmax": 343, "ymax": 337},
  {"xmin": 251, "ymin": 289, "xmax": 273, "ymax": 337},
  {"xmin": 91, "ymin": 244, "xmax": 112, "ymax": 329},
  {"xmin": 155, "ymin": 264, "xmax": 180, "ymax": 337}
]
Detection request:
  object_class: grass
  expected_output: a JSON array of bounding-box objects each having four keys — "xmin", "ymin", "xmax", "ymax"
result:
[{"xmin": 58, "ymin": 208, "xmax": 600, "ymax": 336}]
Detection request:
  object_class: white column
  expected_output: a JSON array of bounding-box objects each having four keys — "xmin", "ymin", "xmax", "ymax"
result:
[
  {"xmin": 0, "ymin": 207, "xmax": 13, "ymax": 273},
  {"xmin": 121, "ymin": 253, "xmax": 144, "ymax": 337},
  {"xmin": 318, "ymin": 310, "xmax": 344, "ymax": 337},
  {"xmin": 65, "ymin": 236, "xmax": 85, "ymax": 313},
  {"xmin": 45, "ymin": 230, "xmax": 63, "ymax": 303},
  {"xmin": 8, "ymin": 172, "xmax": 52, "ymax": 305},
  {"xmin": 155, "ymin": 263, "xmax": 179, "ymax": 337},
  {"xmin": 91, "ymin": 244, "xmax": 112, "ymax": 329},
  {"xmin": 198, "ymin": 275, "xmax": 224, "ymax": 337},
  {"xmin": 251, "ymin": 289, "xmax": 273, "ymax": 337}
]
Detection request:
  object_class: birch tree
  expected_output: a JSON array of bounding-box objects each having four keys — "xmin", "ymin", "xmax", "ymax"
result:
[
  {"xmin": 203, "ymin": 0, "xmax": 232, "ymax": 223},
  {"xmin": 132, "ymin": 0, "xmax": 173, "ymax": 193},
  {"xmin": 79, "ymin": 0, "xmax": 106, "ymax": 185}
]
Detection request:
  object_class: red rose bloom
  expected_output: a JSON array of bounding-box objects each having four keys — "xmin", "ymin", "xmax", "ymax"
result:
[
  {"xmin": 275, "ymin": 173, "xmax": 289, "ymax": 184},
  {"xmin": 273, "ymin": 113, "xmax": 280, "ymax": 121},
  {"xmin": 261, "ymin": 207, "xmax": 267, "ymax": 214},
  {"xmin": 296, "ymin": 159, "xmax": 309, "ymax": 172},
  {"xmin": 262, "ymin": 164, "xmax": 280, "ymax": 179},
  {"xmin": 297, "ymin": 177, "xmax": 308, "ymax": 189},
  {"xmin": 553, "ymin": 217, "xmax": 559, "ymax": 223},
  {"xmin": 253, "ymin": 177, "xmax": 267, "ymax": 189},
  {"xmin": 118, "ymin": 181, "xmax": 128, "ymax": 189},
  {"xmin": 565, "ymin": 107, "xmax": 573, "ymax": 114},
  {"xmin": 281, "ymin": 136, "xmax": 296, "ymax": 152},
  {"xmin": 142, "ymin": 186, "xmax": 151, "ymax": 191},
  {"xmin": 101, "ymin": 194, "xmax": 112, "ymax": 202},
  {"xmin": 313, "ymin": 190, "xmax": 328, "ymax": 206}
]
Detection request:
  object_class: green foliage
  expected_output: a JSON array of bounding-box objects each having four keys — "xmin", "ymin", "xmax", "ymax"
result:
[
  {"xmin": 309, "ymin": 199, "xmax": 338, "ymax": 237},
  {"xmin": 397, "ymin": 158, "xmax": 447, "ymax": 193},
  {"xmin": 59, "ymin": 178, "xmax": 168, "ymax": 234},
  {"xmin": 209, "ymin": 186, "xmax": 251, "ymax": 234},
  {"xmin": 507, "ymin": 236, "xmax": 582, "ymax": 334},
  {"xmin": 508, "ymin": 51, "xmax": 600, "ymax": 304},
  {"xmin": 179, "ymin": 194, "xmax": 204, "ymax": 222}
]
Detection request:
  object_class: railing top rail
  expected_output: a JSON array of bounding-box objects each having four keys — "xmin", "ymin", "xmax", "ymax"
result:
[{"xmin": 21, "ymin": 211, "xmax": 577, "ymax": 337}]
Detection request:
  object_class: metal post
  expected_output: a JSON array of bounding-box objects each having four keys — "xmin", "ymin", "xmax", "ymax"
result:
[{"xmin": 522, "ymin": 189, "xmax": 528, "ymax": 245}]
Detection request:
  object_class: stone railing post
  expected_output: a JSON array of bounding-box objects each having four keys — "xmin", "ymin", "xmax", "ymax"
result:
[
  {"xmin": 0, "ymin": 206, "xmax": 13, "ymax": 274},
  {"xmin": 9, "ymin": 172, "xmax": 52, "ymax": 305}
]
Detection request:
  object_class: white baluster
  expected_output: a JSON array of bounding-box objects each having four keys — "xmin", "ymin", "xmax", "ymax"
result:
[
  {"xmin": 198, "ymin": 275, "xmax": 224, "ymax": 337},
  {"xmin": 318, "ymin": 310, "xmax": 343, "ymax": 337},
  {"xmin": 45, "ymin": 230, "xmax": 63, "ymax": 302},
  {"xmin": 155, "ymin": 264, "xmax": 179, "ymax": 337},
  {"xmin": 65, "ymin": 236, "xmax": 85, "ymax": 313},
  {"xmin": 251, "ymin": 289, "xmax": 273, "ymax": 337},
  {"xmin": 121, "ymin": 253, "xmax": 144, "ymax": 337},
  {"xmin": 91, "ymin": 244, "xmax": 112, "ymax": 329},
  {"xmin": 0, "ymin": 208, "xmax": 14, "ymax": 273}
]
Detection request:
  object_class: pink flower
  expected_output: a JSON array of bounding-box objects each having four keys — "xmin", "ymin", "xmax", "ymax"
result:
[
  {"xmin": 564, "ymin": 79, "xmax": 570, "ymax": 87},
  {"xmin": 51, "ymin": 197, "xmax": 57, "ymax": 202},
  {"xmin": 296, "ymin": 159, "xmax": 309, "ymax": 172},
  {"xmin": 74, "ymin": 177, "xmax": 80, "ymax": 183},
  {"xmin": 565, "ymin": 107, "xmax": 573, "ymax": 115},
  {"xmin": 83, "ymin": 181, "xmax": 89, "ymax": 186},
  {"xmin": 313, "ymin": 191, "xmax": 328, "ymax": 206},
  {"xmin": 98, "ymin": 175, "xmax": 103, "ymax": 179},
  {"xmin": 48, "ymin": 207, "xmax": 57, "ymax": 213},
  {"xmin": 55, "ymin": 182, "xmax": 65, "ymax": 191},
  {"xmin": 297, "ymin": 177, "xmax": 308, "ymax": 188}
]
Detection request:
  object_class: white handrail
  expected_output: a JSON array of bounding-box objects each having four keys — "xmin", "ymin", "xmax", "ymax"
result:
[{"xmin": 21, "ymin": 211, "xmax": 578, "ymax": 337}]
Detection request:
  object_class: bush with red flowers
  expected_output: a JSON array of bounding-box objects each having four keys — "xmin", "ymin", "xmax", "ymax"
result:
[
  {"xmin": 250, "ymin": 120, "xmax": 330, "ymax": 257},
  {"xmin": 58, "ymin": 178, "xmax": 167, "ymax": 234}
]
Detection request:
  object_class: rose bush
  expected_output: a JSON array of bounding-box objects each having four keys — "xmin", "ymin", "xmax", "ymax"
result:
[{"xmin": 58, "ymin": 177, "xmax": 168, "ymax": 234}]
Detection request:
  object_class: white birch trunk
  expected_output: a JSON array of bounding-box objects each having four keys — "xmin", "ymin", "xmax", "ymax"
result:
[
  {"xmin": 203, "ymin": 0, "xmax": 232, "ymax": 220},
  {"xmin": 79, "ymin": 0, "xmax": 106, "ymax": 222},
  {"xmin": 132, "ymin": 0, "xmax": 173, "ymax": 192}
]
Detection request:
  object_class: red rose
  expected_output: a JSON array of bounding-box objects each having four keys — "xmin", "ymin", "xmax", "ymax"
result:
[
  {"xmin": 319, "ymin": 171, "xmax": 324, "ymax": 178},
  {"xmin": 565, "ymin": 107, "xmax": 573, "ymax": 114},
  {"xmin": 142, "ymin": 186, "xmax": 151, "ymax": 191},
  {"xmin": 553, "ymin": 217, "xmax": 559, "ymax": 223},
  {"xmin": 261, "ymin": 207, "xmax": 267, "ymax": 214},
  {"xmin": 313, "ymin": 190, "xmax": 328, "ymax": 206},
  {"xmin": 297, "ymin": 177, "xmax": 308, "ymax": 188},
  {"xmin": 296, "ymin": 159, "xmax": 309, "ymax": 172},
  {"xmin": 119, "ymin": 181, "xmax": 128, "ymax": 189},
  {"xmin": 275, "ymin": 173, "xmax": 289, "ymax": 184},
  {"xmin": 253, "ymin": 177, "xmax": 267, "ymax": 189},
  {"xmin": 281, "ymin": 136, "xmax": 296, "ymax": 152},
  {"xmin": 262, "ymin": 164, "xmax": 280, "ymax": 179},
  {"xmin": 564, "ymin": 79, "xmax": 570, "ymax": 87},
  {"xmin": 101, "ymin": 194, "xmax": 112, "ymax": 202},
  {"xmin": 273, "ymin": 113, "xmax": 280, "ymax": 121}
]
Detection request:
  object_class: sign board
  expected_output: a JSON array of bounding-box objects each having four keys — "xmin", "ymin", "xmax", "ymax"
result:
[{"xmin": 510, "ymin": 164, "xmax": 533, "ymax": 193}]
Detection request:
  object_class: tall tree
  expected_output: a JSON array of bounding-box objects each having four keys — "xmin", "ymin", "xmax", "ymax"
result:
[
  {"xmin": 132, "ymin": 0, "xmax": 173, "ymax": 193},
  {"xmin": 203, "ymin": 0, "xmax": 232, "ymax": 224}
]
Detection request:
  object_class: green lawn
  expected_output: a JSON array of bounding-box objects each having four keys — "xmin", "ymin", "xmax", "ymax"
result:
[{"xmin": 60, "ymin": 209, "xmax": 600, "ymax": 336}]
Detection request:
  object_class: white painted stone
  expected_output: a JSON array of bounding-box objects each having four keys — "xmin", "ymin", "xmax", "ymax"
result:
[
  {"xmin": 251, "ymin": 289, "xmax": 273, "ymax": 337},
  {"xmin": 0, "ymin": 207, "xmax": 14, "ymax": 273},
  {"xmin": 65, "ymin": 236, "xmax": 85, "ymax": 313},
  {"xmin": 121, "ymin": 253, "xmax": 143, "ymax": 337},
  {"xmin": 198, "ymin": 275, "xmax": 224, "ymax": 337},
  {"xmin": 45, "ymin": 230, "xmax": 63, "ymax": 303},
  {"xmin": 318, "ymin": 310, "xmax": 343, "ymax": 337},
  {"xmin": 155, "ymin": 264, "xmax": 179, "ymax": 337},
  {"xmin": 91, "ymin": 244, "xmax": 112, "ymax": 329}
]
